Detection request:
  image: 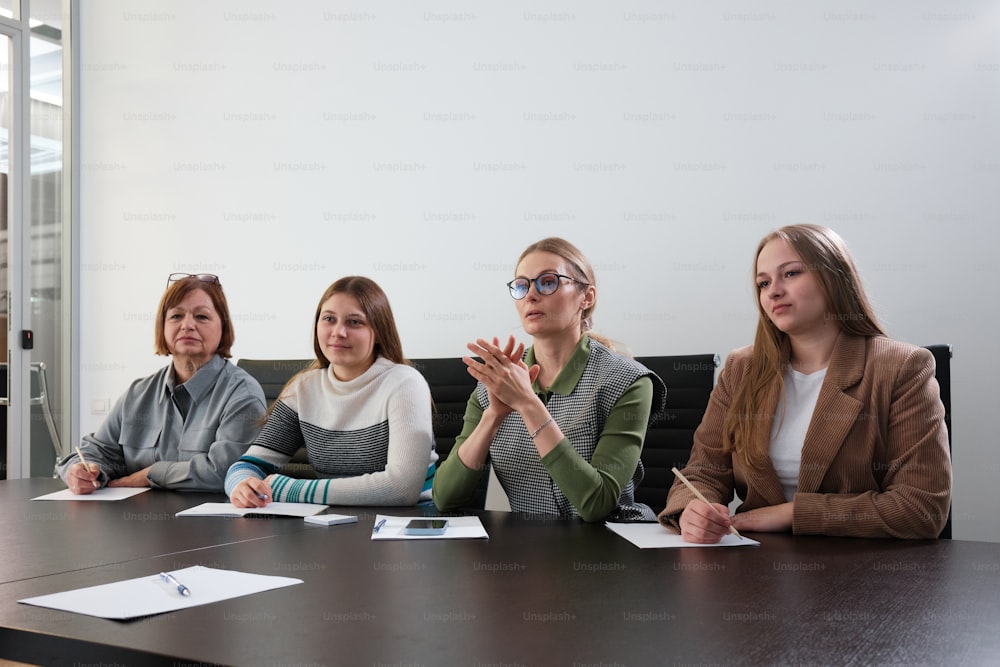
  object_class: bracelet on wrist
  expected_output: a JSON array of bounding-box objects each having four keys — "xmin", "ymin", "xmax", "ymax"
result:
[{"xmin": 529, "ymin": 417, "xmax": 555, "ymax": 439}]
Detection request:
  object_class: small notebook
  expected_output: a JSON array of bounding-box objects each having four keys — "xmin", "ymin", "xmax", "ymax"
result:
[
  {"xmin": 176, "ymin": 502, "xmax": 328, "ymax": 518},
  {"xmin": 304, "ymin": 513, "xmax": 358, "ymax": 526}
]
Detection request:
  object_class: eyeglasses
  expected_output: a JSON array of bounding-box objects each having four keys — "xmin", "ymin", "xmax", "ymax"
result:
[
  {"xmin": 167, "ymin": 273, "xmax": 220, "ymax": 287},
  {"xmin": 507, "ymin": 273, "xmax": 583, "ymax": 300}
]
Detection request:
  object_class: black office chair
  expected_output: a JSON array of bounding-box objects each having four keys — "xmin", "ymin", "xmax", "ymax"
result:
[
  {"xmin": 633, "ymin": 354, "xmax": 718, "ymax": 512},
  {"xmin": 235, "ymin": 358, "xmax": 313, "ymax": 409},
  {"xmin": 924, "ymin": 344, "xmax": 953, "ymax": 539},
  {"xmin": 410, "ymin": 357, "xmax": 487, "ymax": 509},
  {"xmin": 236, "ymin": 358, "xmax": 314, "ymax": 476}
]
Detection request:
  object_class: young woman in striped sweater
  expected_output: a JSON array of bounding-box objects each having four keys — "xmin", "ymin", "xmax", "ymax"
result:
[{"xmin": 225, "ymin": 276, "xmax": 436, "ymax": 507}]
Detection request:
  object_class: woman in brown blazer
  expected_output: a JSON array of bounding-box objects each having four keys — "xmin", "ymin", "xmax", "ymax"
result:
[{"xmin": 660, "ymin": 224, "xmax": 952, "ymax": 541}]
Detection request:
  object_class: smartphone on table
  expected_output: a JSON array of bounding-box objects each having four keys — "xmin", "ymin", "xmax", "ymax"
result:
[{"xmin": 403, "ymin": 519, "xmax": 449, "ymax": 536}]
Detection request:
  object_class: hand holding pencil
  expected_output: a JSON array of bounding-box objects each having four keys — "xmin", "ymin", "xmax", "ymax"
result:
[
  {"xmin": 66, "ymin": 446, "xmax": 101, "ymax": 494},
  {"xmin": 672, "ymin": 467, "xmax": 745, "ymax": 544}
]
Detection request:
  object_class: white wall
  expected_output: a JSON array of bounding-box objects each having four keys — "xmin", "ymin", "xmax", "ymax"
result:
[{"xmin": 78, "ymin": 1, "xmax": 1000, "ymax": 541}]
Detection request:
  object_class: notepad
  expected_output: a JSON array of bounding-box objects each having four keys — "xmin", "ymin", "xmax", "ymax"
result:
[{"xmin": 176, "ymin": 502, "xmax": 328, "ymax": 518}]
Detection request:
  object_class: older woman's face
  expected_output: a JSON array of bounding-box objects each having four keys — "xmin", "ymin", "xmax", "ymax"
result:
[{"xmin": 163, "ymin": 288, "xmax": 223, "ymax": 367}]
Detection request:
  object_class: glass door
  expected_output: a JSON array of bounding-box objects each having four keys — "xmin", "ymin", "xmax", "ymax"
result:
[
  {"xmin": 0, "ymin": 19, "xmax": 21, "ymax": 479},
  {"xmin": 0, "ymin": 0, "xmax": 70, "ymax": 479},
  {"xmin": 27, "ymin": 1, "xmax": 68, "ymax": 477}
]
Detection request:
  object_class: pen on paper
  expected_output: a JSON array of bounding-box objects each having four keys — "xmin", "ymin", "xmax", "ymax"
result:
[
  {"xmin": 372, "ymin": 518, "xmax": 387, "ymax": 534},
  {"xmin": 671, "ymin": 467, "xmax": 745, "ymax": 541},
  {"xmin": 75, "ymin": 446, "xmax": 100, "ymax": 488},
  {"xmin": 159, "ymin": 572, "xmax": 191, "ymax": 596}
]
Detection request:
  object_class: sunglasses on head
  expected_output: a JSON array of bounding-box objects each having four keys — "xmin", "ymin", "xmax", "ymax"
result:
[
  {"xmin": 507, "ymin": 273, "xmax": 584, "ymax": 300},
  {"xmin": 167, "ymin": 273, "xmax": 220, "ymax": 288}
]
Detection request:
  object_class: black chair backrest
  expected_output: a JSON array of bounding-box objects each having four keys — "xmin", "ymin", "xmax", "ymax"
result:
[
  {"xmin": 235, "ymin": 358, "xmax": 313, "ymax": 408},
  {"xmin": 410, "ymin": 357, "xmax": 487, "ymax": 510},
  {"xmin": 234, "ymin": 359, "xmax": 315, "ymax": 476},
  {"xmin": 633, "ymin": 354, "xmax": 718, "ymax": 512},
  {"xmin": 925, "ymin": 344, "xmax": 953, "ymax": 539}
]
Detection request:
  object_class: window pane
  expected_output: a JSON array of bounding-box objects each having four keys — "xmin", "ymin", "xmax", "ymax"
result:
[
  {"xmin": 29, "ymin": 5, "xmax": 66, "ymax": 475},
  {"xmin": 0, "ymin": 33, "xmax": 8, "ymax": 479},
  {"xmin": 0, "ymin": 1, "xmax": 17, "ymax": 21}
]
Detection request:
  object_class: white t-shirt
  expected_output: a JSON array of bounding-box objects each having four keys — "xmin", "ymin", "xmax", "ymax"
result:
[{"xmin": 769, "ymin": 367, "xmax": 828, "ymax": 502}]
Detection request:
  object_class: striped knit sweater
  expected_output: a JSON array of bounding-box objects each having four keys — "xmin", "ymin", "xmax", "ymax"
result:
[{"xmin": 225, "ymin": 356, "xmax": 437, "ymax": 505}]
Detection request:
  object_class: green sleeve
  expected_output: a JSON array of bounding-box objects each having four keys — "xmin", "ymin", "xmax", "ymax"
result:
[
  {"xmin": 541, "ymin": 376, "xmax": 654, "ymax": 522},
  {"xmin": 432, "ymin": 389, "xmax": 488, "ymax": 511}
]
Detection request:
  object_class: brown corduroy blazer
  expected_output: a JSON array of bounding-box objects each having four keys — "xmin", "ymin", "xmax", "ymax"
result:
[{"xmin": 660, "ymin": 334, "xmax": 952, "ymax": 539}]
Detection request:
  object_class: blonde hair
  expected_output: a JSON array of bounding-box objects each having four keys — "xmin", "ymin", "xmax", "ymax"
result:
[
  {"xmin": 517, "ymin": 237, "xmax": 616, "ymax": 350},
  {"xmin": 723, "ymin": 224, "xmax": 885, "ymax": 465}
]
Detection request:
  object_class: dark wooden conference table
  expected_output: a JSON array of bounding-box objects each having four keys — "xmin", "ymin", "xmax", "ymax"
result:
[{"xmin": 1, "ymin": 478, "xmax": 998, "ymax": 667}]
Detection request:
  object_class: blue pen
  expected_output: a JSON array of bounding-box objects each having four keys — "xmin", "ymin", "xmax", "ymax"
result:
[
  {"xmin": 373, "ymin": 518, "xmax": 387, "ymax": 533},
  {"xmin": 159, "ymin": 571, "xmax": 191, "ymax": 596}
]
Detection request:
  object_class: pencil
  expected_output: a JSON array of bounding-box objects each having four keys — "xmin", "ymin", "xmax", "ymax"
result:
[
  {"xmin": 671, "ymin": 466, "xmax": 743, "ymax": 540},
  {"xmin": 75, "ymin": 446, "xmax": 100, "ymax": 488}
]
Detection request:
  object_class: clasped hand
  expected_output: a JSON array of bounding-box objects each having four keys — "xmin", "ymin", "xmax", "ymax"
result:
[{"xmin": 463, "ymin": 336, "xmax": 540, "ymax": 416}]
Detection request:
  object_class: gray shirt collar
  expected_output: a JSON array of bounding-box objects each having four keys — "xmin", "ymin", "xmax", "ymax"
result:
[{"xmin": 162, "ymin": 354, "xmax": 226, "ymax": 405}]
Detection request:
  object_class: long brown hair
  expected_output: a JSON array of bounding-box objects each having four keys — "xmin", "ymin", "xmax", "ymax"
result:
[
  {"xmin": 269, "ymin": 277, "xmax": 409, "ymax": 417},
  {"xmin": 517, "ymin": 237, "xmax": 616, "ymax": 350},
  {"xmin": 309, "ymin": 276, "xmax": 408, "ymax": 369},
  {"xmin": 722, "ymin": 224, "xmax": 886, "ymax": 465}
]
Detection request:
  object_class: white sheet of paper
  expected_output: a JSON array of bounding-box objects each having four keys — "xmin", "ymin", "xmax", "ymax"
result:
[
  {"xmin": 175, "ymin": 502, "xmax": 328, "ymax": 518},
  {"xmin": 370, "ymin": 514, "xmax": 489, "ymax": 540},
  {"xmin": 31, "ymin": 487, "xmax": 151, "ymax": 501},
  {"xmin": 605, "ymin": 522, "xmax": 760, "ymax": 549},
  {"xmin": 18, "ymin": 566, "xmax": 302, "ymax": 620}
]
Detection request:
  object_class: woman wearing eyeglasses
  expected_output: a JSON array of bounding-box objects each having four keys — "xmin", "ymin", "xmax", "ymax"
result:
[
  {"xmin": 57, "ymin": 274, "xmax": 267, "ymax": 493},
  {"xmin": 224, "ymin": 276, "xmax": 436, "ymax": 508},
  {"xmin": 433, "ymin": 238, "xmax": 665, "ymax": 521}
]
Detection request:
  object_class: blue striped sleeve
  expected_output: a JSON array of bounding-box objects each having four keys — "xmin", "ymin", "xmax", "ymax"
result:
[{"xmin": 224, "ymin": 456, "xmax": 272, "ymax": 498}]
